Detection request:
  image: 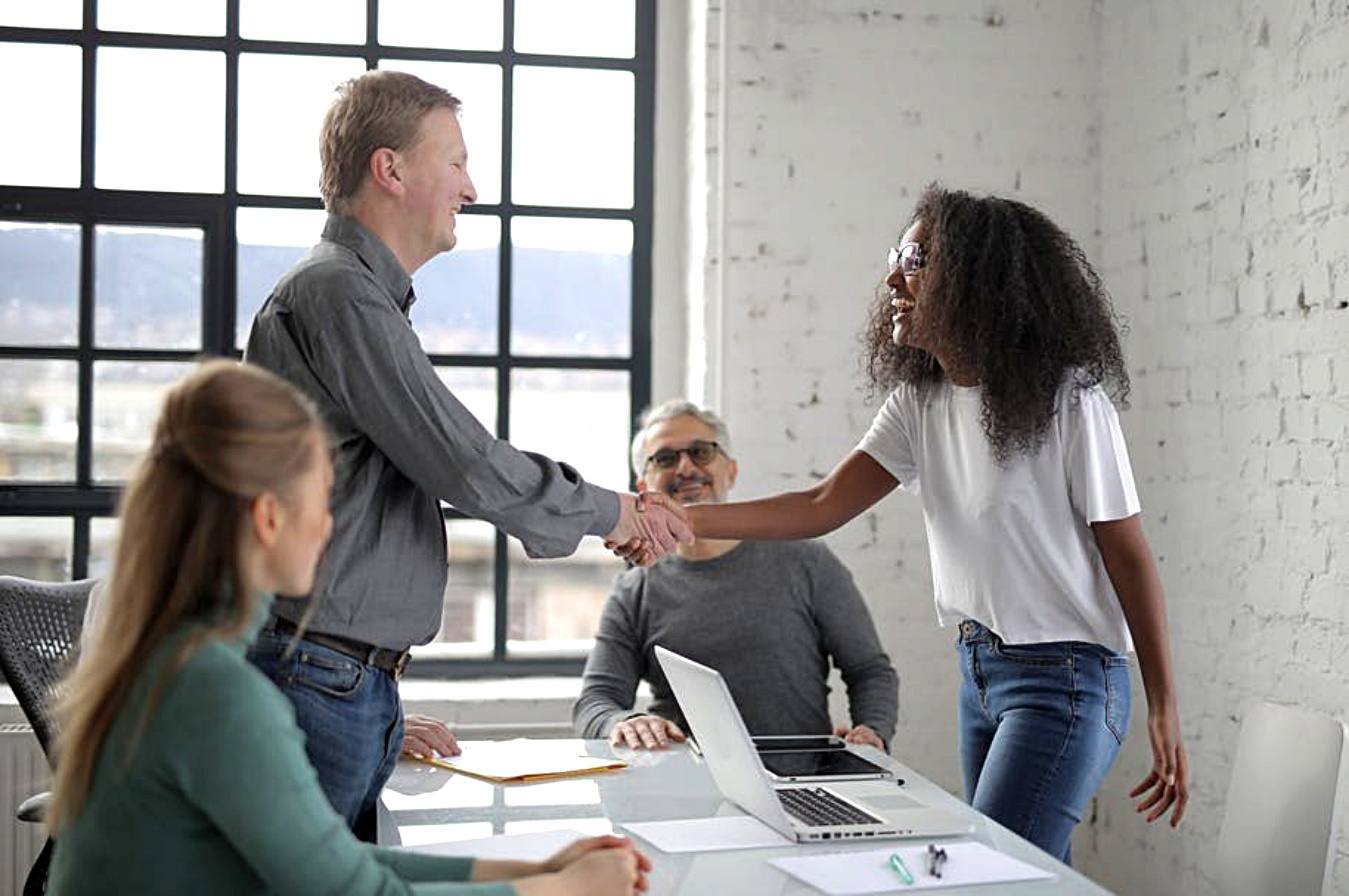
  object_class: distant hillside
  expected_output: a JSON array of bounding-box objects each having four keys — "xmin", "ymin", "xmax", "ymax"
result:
[{"xmin": 2, "ymin": 228, "xmax": 632, "ymax": 355}]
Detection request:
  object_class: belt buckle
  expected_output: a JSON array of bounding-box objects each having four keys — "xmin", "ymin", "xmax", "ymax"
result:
[{"xmin": 392, "ymin": 650, "xmax": 411, "ymax": 680}]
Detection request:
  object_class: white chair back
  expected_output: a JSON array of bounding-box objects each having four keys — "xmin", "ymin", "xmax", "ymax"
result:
[{"xmin": 1216, "ymin": 702, "xmax": 1344, "ymax": 896}]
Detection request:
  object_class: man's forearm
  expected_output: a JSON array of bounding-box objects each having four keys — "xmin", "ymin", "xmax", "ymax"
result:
[
  {"xmin": 845, "ymin": 671, "xmax": 899, "ymax": 745},
  {"xmin": 573, "ymin": 689, "xmax": 638, "ymax": 739}
]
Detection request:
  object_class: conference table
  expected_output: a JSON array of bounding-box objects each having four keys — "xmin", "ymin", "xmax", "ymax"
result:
[{"xmin": 378, "ymin": 739, "xmax": 1111, "ymax": 895}]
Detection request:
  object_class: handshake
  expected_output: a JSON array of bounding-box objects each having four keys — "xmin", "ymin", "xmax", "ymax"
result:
[{"xmin": 603, "ymin": 492, "xmax": 695, "ymax": 566}]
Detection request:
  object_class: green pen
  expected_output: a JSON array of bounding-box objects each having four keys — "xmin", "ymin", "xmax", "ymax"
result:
[{"xmin": 888, "ymin": 852, "xmax": 915, "ymax": 885}]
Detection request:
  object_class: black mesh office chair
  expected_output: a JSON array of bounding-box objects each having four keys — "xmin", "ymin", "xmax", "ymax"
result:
[{"xmin": 0, "ymin": 576, "xmax": 95, "ymax": 896}]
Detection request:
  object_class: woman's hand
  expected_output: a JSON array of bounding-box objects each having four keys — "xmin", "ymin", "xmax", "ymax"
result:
[
  {"xmin": 539, "ymin": 834, "xmax": 631, "ymax": 875},
  {"xmin": 1128, "ymin": 702, "xmax": 1188, "ymax": 827},
  {"xmin": 550, "ymin": 836, "xmax": 651, "ymax": 895}
]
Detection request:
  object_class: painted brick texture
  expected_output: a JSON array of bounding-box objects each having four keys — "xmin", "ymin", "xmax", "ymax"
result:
[
  {"xmin": 1093, "ymin": 2, "xmax": 1349, "ymax": 893},
  {"xmin": 704, "ymin": 1, "xmax": 1349, "ymax": 894}
]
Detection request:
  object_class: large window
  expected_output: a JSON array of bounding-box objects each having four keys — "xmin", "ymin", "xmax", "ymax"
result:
[{"xmin": 0, "ymin": 0, "xmax": 655, "ymax": 676}]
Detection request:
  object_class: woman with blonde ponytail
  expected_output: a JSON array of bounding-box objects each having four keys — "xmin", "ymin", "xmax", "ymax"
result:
[{"xmin": 47, "ymin": 360, "xmax": 650, "ymax": 896}]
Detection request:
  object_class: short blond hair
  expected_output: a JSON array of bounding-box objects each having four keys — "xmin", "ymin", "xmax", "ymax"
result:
[{"xmin": 319, "ymin": 70, "xmax": 461, "ymax": 213}]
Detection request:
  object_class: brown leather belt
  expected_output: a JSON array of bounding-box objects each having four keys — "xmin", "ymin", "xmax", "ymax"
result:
[{"xmin": 268, "ymin": 615, "xmax": 412, "ymax": 680}]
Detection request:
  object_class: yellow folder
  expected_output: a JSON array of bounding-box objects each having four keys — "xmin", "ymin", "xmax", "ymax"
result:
[{"xmin": 412, "ymin": 738, "xmax": 628, "ymax": 784}]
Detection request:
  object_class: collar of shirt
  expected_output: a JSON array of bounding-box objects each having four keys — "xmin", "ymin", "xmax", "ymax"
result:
[{"xmin": 320, "ymin": 213, "xmax": 417, "ymax": 315}]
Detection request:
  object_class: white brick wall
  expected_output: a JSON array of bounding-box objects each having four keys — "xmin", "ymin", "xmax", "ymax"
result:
[
  {"xmin": 1093, "ymin": 2, "xmax": 1349, "ymax": 894},
  {"xmin": 697, "ymin": 1, "xmax": 1349, "ymax": 894}
]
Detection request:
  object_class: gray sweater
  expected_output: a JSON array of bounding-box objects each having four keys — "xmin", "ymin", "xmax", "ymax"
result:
[{"xmin": 573, "ymin": 540, "xmax": 898, "ymax": 745}]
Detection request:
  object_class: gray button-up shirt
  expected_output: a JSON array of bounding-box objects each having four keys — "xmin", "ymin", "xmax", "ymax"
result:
[{"xmin": 245, "ymin": 215, "xmax": 620, "ymax": 650}]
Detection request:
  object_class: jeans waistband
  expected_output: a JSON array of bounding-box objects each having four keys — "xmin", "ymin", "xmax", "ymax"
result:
[{"xmin": 267, "ymin": 615, "xmax": 411, "ymax": 680}]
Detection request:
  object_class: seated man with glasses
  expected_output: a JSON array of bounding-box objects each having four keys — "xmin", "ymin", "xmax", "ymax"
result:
[{"xmin": 574, "ymin": 400, "xmax": 898, "ymax": 751}]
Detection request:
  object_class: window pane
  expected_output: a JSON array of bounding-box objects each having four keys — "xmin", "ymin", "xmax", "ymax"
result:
[
  {"xmin": 95, "ymin": 225, "xmax": 202, "ymax": 349},
  {"xmin": 0, "ymin": 360, "xmax": 78, "ymax": 482},
  {"xmin": 96, "ymin": 47, "xmax": 224, "ymax": 193},
  {"xmin": 425, "ymin": 518, "xmax": 495, "ymax": 652},
  {"xmin": 0, "ymin": 222, "xmax": 80, "ymax": 347},
  {"xmin": 514, "ymin": 0, "xmax": 634, "ymax": 58},
  {"xmin": 511, "ymin": 67, "xmax": 633, "ymax": 208},
  {"xmin": 412, "ymin": 215, "xmax": 499, "ymax": 354},
  {"xmin": 506, "ymin": 536, "xmax": 624, "ymax": 653},
  {"xmin": 0, "ymin": 518, "xmax": 72, "ymax": 581},
  {"xmin": 93, "ymin": 361, "xmax": 195, "ymax": 482},
  {"xmin": 236, "ymin": 207, "xmax": 327, "ymax": 348},
  {"xmin": 239, "ymin": 0, "xmax": 364, "ymax": 44},
  {"xmin": 506, "ymin": 369, "xmax": 629, "ymax": 653},
  {"xmin": 0, "ymin": 1, "xmax": 80, "ymax": 28},
  {"xmin": 378, "ymin": 0, "xmax": 502, "ymax": 51},
  {"xmin": 511, "ymin": 217, "xmax": 630, "ymax": 357},
  {"xmin": 434, "ymin": 367, "xmax": 496, "ymax": 434},
  {"xmin": 378, "ymin": 59, "xmax": 502, "ymax": 206},
  {"xmin": 0, "ymin": 43, "xmax": 82, "ymax": 188},
  {"xmin": 237, "ymin": 53, "xmax": 365, "ymax": 198},
  {"xmin": 98, "ymin": 0, "xmax": 224, "ymax": 36},
  {"xmin": 89, "ymin": 517, "xmax": 120, "ymax": 580}
]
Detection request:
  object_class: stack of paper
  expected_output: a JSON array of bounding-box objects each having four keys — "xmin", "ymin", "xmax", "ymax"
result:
[
  {"xmin": 413, "ymin": 738, "xmax": 627, "ymax": 784},
  {"xmin": 770, "ymin": 841, "xmax": 1054, "ymax": 893}
]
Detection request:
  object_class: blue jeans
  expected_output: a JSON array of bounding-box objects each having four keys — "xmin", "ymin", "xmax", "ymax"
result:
[
  {"xmin": 956, "ymin": 619, "xmax": 1130, "ymax": 864},
  {"xmin": 247, "ymin": 628, "xmax": 404, "ymax": 842}
]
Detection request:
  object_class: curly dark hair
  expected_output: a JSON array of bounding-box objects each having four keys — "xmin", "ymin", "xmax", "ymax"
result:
[{"xmin": 863, "ymin": 183, "xmax": 1130, "ymax": 461}]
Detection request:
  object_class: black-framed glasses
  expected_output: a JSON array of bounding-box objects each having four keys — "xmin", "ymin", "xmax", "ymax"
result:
[
  {"xmin": 887, "ymin": 241, "xmax": 925, "ymax": 276},
  {"xmin": 644, "ymin": 440, "xmax": 722, "ymax": 470}
]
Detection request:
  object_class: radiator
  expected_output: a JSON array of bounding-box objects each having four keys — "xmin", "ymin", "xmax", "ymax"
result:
[{"xmin": 0, "ymin": 724, "xmax": 48, "ymax": 896}]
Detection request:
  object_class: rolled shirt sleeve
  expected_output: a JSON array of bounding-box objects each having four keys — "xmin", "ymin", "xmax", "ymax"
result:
[{"xmin": 307, "ymin": 277, "xmax": 619, "ymax": 556}]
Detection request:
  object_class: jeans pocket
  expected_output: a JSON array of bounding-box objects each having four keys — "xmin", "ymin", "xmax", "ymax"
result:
[
  {"xmin": 990, "ymin": 640, "xmax": 1073, "ymax": 666},
  {"xmin": 1103, "ymin": 658, "xmax": 1131, "ymax": 744},
  {"xmin": 287, "ymin": 646, "xmax": 366, "ymax": 699}
]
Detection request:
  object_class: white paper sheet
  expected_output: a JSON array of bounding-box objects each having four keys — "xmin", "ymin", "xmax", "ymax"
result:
[
  {"xmin": 406, "ymin": 828, "xmax": 587, "ymax": 861},
  {"xmin": 621, "ymin": 815, "xmax": 793, "ymax": 853},
  {"xmin": 770, "ymin": 841, "xmax": 1054, "ymax": 893}
]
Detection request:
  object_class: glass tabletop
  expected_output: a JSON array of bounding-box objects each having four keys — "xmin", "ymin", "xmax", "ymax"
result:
[{"xmin": 379, "ymin": 739, "xmax": 1113, "ymax": 895}]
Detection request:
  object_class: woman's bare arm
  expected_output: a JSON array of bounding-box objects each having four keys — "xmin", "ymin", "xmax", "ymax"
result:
[
  {"xmin": 687, "ymin": 451, "xmax": 899, "ymax": 540},
  {"xmin": 1093, "ymin": 514, "xmax": 1188, "ymax": 827}
]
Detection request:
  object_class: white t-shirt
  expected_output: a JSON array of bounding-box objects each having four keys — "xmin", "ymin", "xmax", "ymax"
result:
[{"xmin": 856, "ymin": 378, "xmax": 1140, "ymax": 654}]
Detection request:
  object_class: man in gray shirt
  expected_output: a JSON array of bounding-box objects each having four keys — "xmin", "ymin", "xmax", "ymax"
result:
[
  {"xmin": 574, "ymin": 400, "xmax": 898, "ymax": 751},
  {"xmin": 244, "ymin": 71, "xmax": 689, "ymax": 840}
]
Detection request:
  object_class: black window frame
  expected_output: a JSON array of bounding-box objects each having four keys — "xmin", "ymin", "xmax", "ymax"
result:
[{"xmin": 0, "ymin": 0, "xmax": 656, "ymax": 678}]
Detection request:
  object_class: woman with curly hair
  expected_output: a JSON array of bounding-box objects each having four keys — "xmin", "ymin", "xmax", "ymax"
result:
[{"xmin": 684, "ymin": 184, "xmax": 1187, "ymax": 862}]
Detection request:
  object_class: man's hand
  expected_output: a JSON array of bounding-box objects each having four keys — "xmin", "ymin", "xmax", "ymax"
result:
[
  {"xmin": 609, "ymin": 714, "xmax": 687, "ymax": 750},
  {"xmin": 402, "ymin": 713, "xmax": 461, "ymax": 759},
  {"xmin": 834, "ymin": 723, "xmax": 885, "ymax": 751},
  {"xmin": 604, "ymin": 492, "xmax": 693, "ymax": 566}
]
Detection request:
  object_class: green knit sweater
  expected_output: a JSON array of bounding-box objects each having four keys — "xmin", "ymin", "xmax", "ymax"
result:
[{"xmin": 49, "ymin": 595, "xmax": 515, "ymax": 895}]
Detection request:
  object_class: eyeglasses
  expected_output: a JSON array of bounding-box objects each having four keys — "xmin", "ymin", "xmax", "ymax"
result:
[
  {"xmin": 886, "ymin": 242, "xmax": 925, "ymax": 276},
  {"xmin": 644, "ymin": 440, "xmax": 722, "ymax": 470}
]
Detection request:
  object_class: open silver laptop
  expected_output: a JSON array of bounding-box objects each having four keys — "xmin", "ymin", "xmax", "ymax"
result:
[{"xmin": 655, "ymin": 645, "xmax": 970, "ymax": 843}]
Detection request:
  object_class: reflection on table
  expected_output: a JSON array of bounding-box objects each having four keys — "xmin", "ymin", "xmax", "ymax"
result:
[{"xmin": 378, "ymin": 739, "xmax": 1111, "ymax": 895}]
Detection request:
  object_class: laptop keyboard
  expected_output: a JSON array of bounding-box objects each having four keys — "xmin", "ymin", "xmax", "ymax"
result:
[{"xmin": 777, "ymin": 787, "xmax": 883, "ymax": 827}]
